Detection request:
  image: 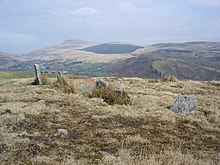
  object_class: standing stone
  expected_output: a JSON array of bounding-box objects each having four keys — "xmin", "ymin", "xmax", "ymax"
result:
[
  {"xmin": 57, "ymin": 71, "xmax": 67, "ymax": 86},
  {"xmin": 171, "ymin": 95, "xmax": 197, "ymax": 115},
  {"xmin": 96, "ymin": 79, "xmax": 108, "ymax": 88},
  {"xmin": 34, "ymin": 64, "xmax": 42, "ymax": 85}
]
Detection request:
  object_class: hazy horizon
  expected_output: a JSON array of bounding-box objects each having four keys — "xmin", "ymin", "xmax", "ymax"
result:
[{"xmin": 1, "ymin": 0, "xmax": 220, "ymax": 54}]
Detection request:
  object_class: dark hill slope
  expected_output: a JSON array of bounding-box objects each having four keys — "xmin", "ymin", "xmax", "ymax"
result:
[
  {"xmin": 104, "ymin": 56, "xmax": 160, "ymax": 78},
  {"xmin": 81, "ymin": 43, "xmax": 144, "ymax": 54},
  {"xmin": 103, "ymin": 42, "xmax": 220, "ymax": 80},
  {"xmin": 0, "ymin": 52, "xmax": 18, "ymax": 71}
]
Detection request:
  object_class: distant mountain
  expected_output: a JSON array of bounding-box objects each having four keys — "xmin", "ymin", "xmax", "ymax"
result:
[
  {"xmin": 0, "ymin": 52, "xmax": 17, "ymax": 71},
  {"xmin": 24, "ymin": 40, "xmax": 136, "ymax": 63},
  {"xmin": 148, "ymin": 42, "xmax": 220, "ymax": 51},
  {"xmin": 102, "ymin": 42, "xmax": 220, "ymax": 80},
  {"xmin": 18, "ymin": 40, "xmax": 139, "ymax": 71},
  {"xmin": 81, "ymin": 43, "xmax": 144, "ymax": 54},
  {"xmin": 26, "ymin": 39, "xmax": 98, "ymax": 57}
]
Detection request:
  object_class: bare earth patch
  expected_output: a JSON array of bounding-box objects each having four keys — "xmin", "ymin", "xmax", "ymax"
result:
[{"xmin": 0, "ymin": 77, "xmax": 219, "ymax": 164}]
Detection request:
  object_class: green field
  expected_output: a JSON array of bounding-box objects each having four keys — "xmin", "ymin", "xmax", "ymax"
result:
[
  {"xmin": 69, "ymin": 63, "xmax": 111, "ymax": 77},
  {"xmin": 0, "ymin": 71, "xmax": 81, "ymax": 81},
  {"xmin": 0, "ymin": 71, "xmax": 35, "ymax": 79}
]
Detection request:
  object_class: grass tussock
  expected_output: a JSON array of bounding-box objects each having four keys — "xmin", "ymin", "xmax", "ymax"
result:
[
  {"xmin": 90, "ymin": 85, "xmax": 131, "ymax": 105},
  {"xmin": 162, "ymin": 75, "xmax": 178, "ymax": 82},
  {"xmin": 41, "ymin": 73, "xmax": 50, "ymax": 85},
  {"xmin": 57, "ymin": 74, "xmax": 69, "ymax": 86},
  {"xmin": 54, "ymin": 83, "xmax": 76, "ymax": 94},
  {"xmin": 63, "ymin": 84, "xmax": 76, "ymax": 94},
  {"xmin": 53, "ymin": 74, "xmax": 76, "ymax": 94}
]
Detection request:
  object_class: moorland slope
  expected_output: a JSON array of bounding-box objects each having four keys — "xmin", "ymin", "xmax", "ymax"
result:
[{"xmin": 0, "ymin": 72, "xmax": 219, "ymax": 164}]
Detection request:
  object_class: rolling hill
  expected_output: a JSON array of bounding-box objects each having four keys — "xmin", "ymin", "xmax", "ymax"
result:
[
  {"xmin": 24, "ymin": 40, "xmax": 136, "ymax": 63},
  {"xmin": 16, "ymin": 40, "xmax": 138, "ymax": 72},
  {"xmin": 101, "ymin": 42, "xmax": 220, "ymax": 80},
  {"xmin": 2, "ymin": 41, "xmax": 220, "ymax": 80},
  {"xmin": 0, "ymin": 51, "xmax": 19, "ymax": 71}
]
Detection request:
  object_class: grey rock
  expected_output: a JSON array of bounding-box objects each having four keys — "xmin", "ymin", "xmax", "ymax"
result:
[
  {"xmin": 57, "ymin": 129, "xmax": 68, "ymax": 135},
  {"xmin": 115, "ymin": 87, "xmax": 129, "ymax": 97},
  {"xmin": 34, "ymin": 64, "xmax": 42, "ymax": 85},
  {"xmin": 0, "ymin": 108, "xmax": 12, "ymax": 115},
  {"xmin": 171, "ymin": 95, "xmax": 197, "ymax": 115},
  {"xmin": 96, "ymin": 79, "xmax": 108, "ymax": 88},
  {"xmin": 115, "ymin": 86, "xmax": 132, "ymax": 103}
]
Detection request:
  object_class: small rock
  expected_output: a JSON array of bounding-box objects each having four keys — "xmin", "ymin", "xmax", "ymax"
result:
[
  {"xmin": 115, "ymin": 87, "xmax": 132, "ymax": 99},
  {"xmin": 171, "ymin": 95, "xmax": 197, "ymax": 115},
  {"xmin": 0, "ymin": 108, "xmax": 12, "ymax": 115},
  {"xmin": 96, "ymin": 79, "xmax": 108, "ymax": 88},
  {"xmin": 70, "ymin": 133, "xmax": 81, "ymax": 140},
  {"xmin": 115, "ymin": 87, "xmax": 128, "ymax": 96},
  {"xmin": 57, "ymin": 129, "xmax": 68, "ymax": 135}
]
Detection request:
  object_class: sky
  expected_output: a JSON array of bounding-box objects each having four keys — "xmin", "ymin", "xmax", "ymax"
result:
[{"xmin": 0, "ymin": 0, "xmax": 220, "ymax": 54}]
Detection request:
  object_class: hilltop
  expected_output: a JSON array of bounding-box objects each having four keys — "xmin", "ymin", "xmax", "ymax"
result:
[
  {"xmin": 0, "ymin": 72, "xmax": 219, "ymax": 164},
  {"xmin": 24, "ymin": 39, "xmax": 136, "ymax": 63},
  {"xmin": 8, "ymin": 40, "xmax": 137, "ymax": 73}
]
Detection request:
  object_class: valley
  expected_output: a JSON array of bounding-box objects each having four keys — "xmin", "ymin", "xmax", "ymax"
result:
[{"xmin": 1, "ymin": 40, "xmax": 220, "ymax": 80}]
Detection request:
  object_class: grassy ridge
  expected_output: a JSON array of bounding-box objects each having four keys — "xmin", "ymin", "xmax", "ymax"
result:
[
  {"xmin": 0, "ymin": 71, "xmax": 81, "ymax": 80},
  {"xmin": 0, "ymin": 71, "xmax": 34, "ymax": 79}
]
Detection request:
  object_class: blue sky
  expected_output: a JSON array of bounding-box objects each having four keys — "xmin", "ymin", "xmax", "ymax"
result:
[{"xmin": 0, "ymin": 0, "xmax": 220, "ymax": 54}]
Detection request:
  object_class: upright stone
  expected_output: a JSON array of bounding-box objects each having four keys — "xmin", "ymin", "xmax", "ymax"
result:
[
  {"xmin": 34, "ymin": 64, "xmax": 42, "ymax": 85},
  {"xmin": 57, "ymin": 71, "xmax": 67, "ymax": 86}
]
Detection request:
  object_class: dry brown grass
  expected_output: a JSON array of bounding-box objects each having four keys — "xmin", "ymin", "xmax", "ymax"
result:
[
  {"xmin": 62, "ymin": 84, "xmax": 76, "ymax": 94},
  {"xmin": 41, "ymin": 73, "xmax": 50, "ymax": 85},
  {"xmin": 162, "ymin": 75, "xmax": 178, "ymax": 82},
  {"xmin": 100, "ymin": 148, "xmax": 218, "ymax": 165},
  {"xmin": 0, "ymin": 76, "xmax": 220, "ymax": 164},
  {"xmin": 53, "ymin": 75, "xmax": 76, "ymax": 94},
  {"xmin": 56, "ymin": 73, "xmax": 69, "ymax": 86},
  {"xmin": 90, "ymin": 84, "xmax": 131, "ymax": 105}
]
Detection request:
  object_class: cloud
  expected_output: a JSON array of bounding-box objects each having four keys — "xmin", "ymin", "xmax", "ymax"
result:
[
  {"xmin": 1, "ymin": 0, "xmax": 220, "ymax": 53},
  {"xmin": 0, "ymin": 29, "xmax": 40, "ymax": 53},
  {"xmin": 118, "ymin": 2, "xmax": 140, "ymax": 13},
  {"xmin": 0, "ymin": 29, "xmax": 39, "ymax": 42},
  {"xmin": 73, "ymin": 7, "xmax": 99, "ymax": 16},
  {"xmin": 187, "ymin": 0, "xmax": 220, "ymax": 6},
  {"xmin": 46, "ymin": 7, "xmax": 100, "ymax": 17}
]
